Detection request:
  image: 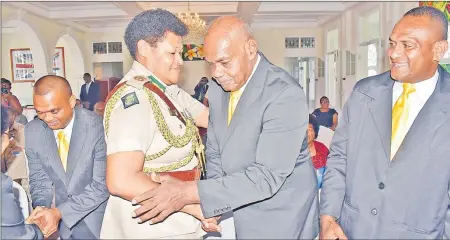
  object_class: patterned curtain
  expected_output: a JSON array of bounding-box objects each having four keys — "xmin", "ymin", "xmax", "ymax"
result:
[{"xmin": 419, "ymin": 2, "xmax": 450, "ymax": 73}]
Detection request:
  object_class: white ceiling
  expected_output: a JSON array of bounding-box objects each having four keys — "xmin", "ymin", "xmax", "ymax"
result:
[{"xmin": 4, "ymin": 1, "xmax": 359, "ymax": 32}]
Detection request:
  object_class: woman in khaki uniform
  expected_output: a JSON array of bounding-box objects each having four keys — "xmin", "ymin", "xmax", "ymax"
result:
[{"xmin": 100, "ymin": 9, "xmax": 214, "ymax": 239}]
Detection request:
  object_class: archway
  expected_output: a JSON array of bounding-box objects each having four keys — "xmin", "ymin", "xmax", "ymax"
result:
[
  {"xmin": 2, "ymin": 19, "xmax": 48, "ymax": 106},
  {"xmin": 54, "ymin": 34, "xmax": 85, "ymax": 98}
]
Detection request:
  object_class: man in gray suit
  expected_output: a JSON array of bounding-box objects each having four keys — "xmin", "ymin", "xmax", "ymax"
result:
[
  {"xmin": 132, "ymin": 16, "xmax": 319, "ymax": 238},
  {"xmin": 320, "ymin": 6, "xmax": 450, "ymax": 239},
  {"xmin": 25, "ymin": 75, "xmax": 109, "ymax": 239}
]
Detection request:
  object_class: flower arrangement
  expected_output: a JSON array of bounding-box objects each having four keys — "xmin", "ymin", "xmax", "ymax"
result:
[{"xmin": 182, "ymin": 44, "xmax": 204, "ymax": 61}]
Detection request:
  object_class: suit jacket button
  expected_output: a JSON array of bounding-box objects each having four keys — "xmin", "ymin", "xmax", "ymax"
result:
[
  {"xmin": 378, "ymin": 182, "xmax": 385, "ymax": 189},
  {"xmin": 371, "ymin": 208, "xmax": 378, "ymax": 215},
  {"xmin": 68, "ymin": 194, "xmax": 72, "ymax": 198}
]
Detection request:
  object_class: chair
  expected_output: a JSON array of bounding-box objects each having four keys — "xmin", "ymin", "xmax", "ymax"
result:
[{"xmin": 12, "ymin": 181, "xmax": 30, "ymax": 219}]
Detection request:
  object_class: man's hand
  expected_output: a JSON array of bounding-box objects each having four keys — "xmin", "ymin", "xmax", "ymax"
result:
[
  {"xmin": 82, "ymin": 102, "xmax": 90, "ymax": 109},
  {"xmin": 132, "ymin": 173, "xmax": 197, "ymax": 224},
  {"xmin": 26, "ymin": 207, "xmax": 62, "ymax": 238},
  {"xmin": 319, "ymin": 215, "xmax": 347, "ymax": 240},
  {"xmin": 201, "ymin": 216, "xmax": 222, "ymax": 232}
]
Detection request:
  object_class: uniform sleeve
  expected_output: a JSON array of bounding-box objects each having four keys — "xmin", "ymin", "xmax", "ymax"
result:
[
  {"xmin": 106, "ymin": 90, "xmax": 156, "ymax": 155},
  {"xmin": 172, "ymin": 87, "xmax": 206, "ymax": 119}
]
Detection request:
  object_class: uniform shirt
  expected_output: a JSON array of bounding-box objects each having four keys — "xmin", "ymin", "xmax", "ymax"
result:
[
  {"xmin": 392, "ymin": 70, "xmax": 438, "ymax": 134},
  {"xmin": 106, "ymin": 61, "xmax": 206, "ymax": 170},
  {"xmin": 101, "ymin": 61, "xmax": 206, "ymax": 239}
]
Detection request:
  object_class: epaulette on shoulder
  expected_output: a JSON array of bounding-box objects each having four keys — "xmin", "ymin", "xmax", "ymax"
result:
[{"xmin": 125, "ymin": 75, "xmax": 150, "ymax": 89}]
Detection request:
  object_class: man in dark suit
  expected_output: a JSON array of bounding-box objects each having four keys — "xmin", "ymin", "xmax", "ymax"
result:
[
  {"xmin": 320, "ymin": 6, "xmax": 450, "ymax": 239},
  {"xmin": 80, "ymin": 73, "xmax": 100, "ymax": 111},
  {"xmin": 25, "ymin": 75, "xmax": 109, "ymax": 239}
]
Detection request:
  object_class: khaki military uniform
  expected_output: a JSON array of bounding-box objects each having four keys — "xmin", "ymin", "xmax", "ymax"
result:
[{"xmin": 100, "ymin": 61, "xmax": 206, "ymax": 239}]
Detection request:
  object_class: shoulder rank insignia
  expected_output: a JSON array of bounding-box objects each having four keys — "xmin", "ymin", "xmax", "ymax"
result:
[
  {"xmin": 121, "ymin": 92, "xmax": 139, "ymax": 109},
  {"xmin": 134, "ymin": 76, "xmax": 147, "ymax": 81}
]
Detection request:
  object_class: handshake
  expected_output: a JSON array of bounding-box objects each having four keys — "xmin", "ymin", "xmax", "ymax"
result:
[{"xmin": 25, "ymin": 206, "xmax": 61, "ymax": 239}]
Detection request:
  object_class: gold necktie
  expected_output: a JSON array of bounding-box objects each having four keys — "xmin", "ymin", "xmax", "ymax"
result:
[
  {"xmin": 57, "ymin": 130, "xmax": 69, "ymax": 171},
  {"xmin": 391, "ymin": 83, "xmax": 416, "ymax": 160},
  {"xmin": 228, "ymin": 91, "xmax": 243, "ymax": 125}
]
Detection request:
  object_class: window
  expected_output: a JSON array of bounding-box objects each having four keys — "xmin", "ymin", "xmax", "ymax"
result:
[
  {"xmin": 367, "ymin": 43, "xmax": 377, "ymax": 77},
  {"xmin": 300, "ymin": 37, "xmax": 315, "ymax": 48},
  {"xmin": 346, "ymin": 51, "xmax": 356, "ymax": 76},
  {"xmin": 317, "ymin": 58, "xmax": 325, "ymax": 78},
  {"xmin": 285, "ymin": 37, "xmax": 299, "ymax": 49}
]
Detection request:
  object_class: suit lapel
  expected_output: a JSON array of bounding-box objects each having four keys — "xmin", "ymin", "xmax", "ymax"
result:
[
  {"xmin": 222, "ymin": 54, "xmax": 268, "ymax": 148},
  {"xmin": 66, "ymin": 108, "xmax": 87, "ymax": 185},
  {"xmin": 218, "ymin": 89, "xmax": 230, "ymax": 147},
  {"xmin": 392, "ymin": 66, "xmax": 450, "ymax": 161},
  {"xmin": 43, "ymin": 125, "xmax": 67, "ymax": 185},
  {"xmin": 365, "ymin": 73, "xmax": 394, "ymax": 161}
]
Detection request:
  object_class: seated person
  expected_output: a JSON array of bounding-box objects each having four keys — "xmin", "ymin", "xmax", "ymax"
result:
[
  {"xmin": 307, "ymin": 114, "xmax": 329, "ymax": 188},
  {"xmin": 1, "ymin": 105, "xmax": 43, "ymax": 240}
]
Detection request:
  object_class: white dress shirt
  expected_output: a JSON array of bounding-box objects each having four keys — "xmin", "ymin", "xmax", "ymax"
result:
[
  {"xmin": 392, "ymin": 70, "xmax": 438, "ymax": 134},
  {"xmin": 53, "ymin": 112, "xmax": 75, "ymax": 148},
  {"xmin": 86, "ymin": 82, "xmax": 92, "ymax": 95}
]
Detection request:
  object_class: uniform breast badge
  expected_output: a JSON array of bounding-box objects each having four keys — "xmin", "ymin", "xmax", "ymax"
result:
[
  {"xmin": 134, "ymin": 76, "xmax": 147, "ymax": 81},
  {"xmin": 121, "ymin": 92, "xmax": 140, "ymax": 109}
]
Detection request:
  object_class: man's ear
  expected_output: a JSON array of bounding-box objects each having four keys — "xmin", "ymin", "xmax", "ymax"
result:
[
  {"xmin": 69, "ymin": 95, "xmax": 77, "ymax": 109},
  {"xmin": 137, "ymin": 40, "xmax": 151, "ymax": 59},
  {"xmin": 433, "ymin": 40, "xmax": 448, "ymax": 62},
  {"xmin": 244, "ymin": 39, "xmax": 258, "ymax": 61}
]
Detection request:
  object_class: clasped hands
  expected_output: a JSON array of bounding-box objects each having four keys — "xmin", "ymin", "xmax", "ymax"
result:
[
  {"xmin": 25, "ymin": 206, "xmax": 61, "ymax": 238},
  {"xmin": 131, "ymin": 173, "xmax": 222, "ymax": 233}
]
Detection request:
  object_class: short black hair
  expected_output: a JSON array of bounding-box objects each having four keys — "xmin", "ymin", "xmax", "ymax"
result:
[
  {"xmin": 124, "ymin": 8, "xmax": 188, "ymax": 60},
  {"xmin": 404, "ymin": 6, "xmax": 448, "ymax": 40},
  {"xmin": 320, "ymin": 96, "xmax": 329, "ymax": 104},
  {"xmin": 309, "ymin": 114, "xmax": 319, "ymax": 139},
  {"xmin": 1, "ymin": 78, "xmax": 11, "ymax": 86},
  {"xmin": 83, "ymin": 73, "xmax": 91, "ymax": 78}
]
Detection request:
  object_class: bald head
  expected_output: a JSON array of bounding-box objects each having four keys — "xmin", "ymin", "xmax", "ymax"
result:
[
  {"xmin": 34, "ymin": 75, "xmax": 72, "ymax": 97},
  {"xmin": 204, "ymin": 16, "xmax": 258, "ymax": 92},
  {"xmin": 207, "ymin": 16, "xmax": 253, "ymax": 42},
  {"xmin": 33, "ymin": 75, "xmax": 76, "ymax": 130}
]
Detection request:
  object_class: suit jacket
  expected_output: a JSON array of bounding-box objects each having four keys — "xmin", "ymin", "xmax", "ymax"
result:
[
  {"xmin": 197, "ymin": 54, "xmax": 319, "ymax": 239},
  {"xmin": 25, "ymin": 107, "xmax": 109, "ymax": 239},
  {"xmin": 1, "ymin": 173, "xmax": 43, "ymax": 240},
  {"xmin": 80, "ymin": 81, "xmax": 100, "ymax": 110},
  {"xmin": 320, "ymin": 66, "xmax": 450, "ymax": 238}
]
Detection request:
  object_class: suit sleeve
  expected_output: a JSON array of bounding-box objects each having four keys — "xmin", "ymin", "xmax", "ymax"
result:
[
  {"xmin": 25, "ymin": 129, "xmax": 54, "ymax": 208},
  {"xmin": 57, "ymin": 119, "xmax": 109, "ymax": 229},
  {"xmin": 204, "ymin": 107, "xmax": 224, "ymax": 179},
  {"xmin": 197, "ymin": 86, "xmax": 308, "ymax": 218},
  {"xmin": 319, "ymin": 92, "xmax": 351, "ymax": 219},
  {"xmin": 92, "ymin": 83, "xmax": 100, "ymax": 104},
  {"xmin": 444, "ymin": 182, "xmax": 450, "ymax": 238},
  {"xmin": 80, "ymin": 85, "xmax": 86, "ymax": 102}
]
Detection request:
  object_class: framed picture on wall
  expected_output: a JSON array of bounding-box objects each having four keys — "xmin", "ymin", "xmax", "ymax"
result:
[
  {"xmin": 10, "ymin": 48, "xmax": 35, "ymax": 82},
  {"xmin": 53, "ymin": 47, "xmax": 66, "ymax": 77}
]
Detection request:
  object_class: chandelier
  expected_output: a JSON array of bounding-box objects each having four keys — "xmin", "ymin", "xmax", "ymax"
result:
[{"xmin": 177, "ymin": 2, "xmax": 206, "ymax": 42}]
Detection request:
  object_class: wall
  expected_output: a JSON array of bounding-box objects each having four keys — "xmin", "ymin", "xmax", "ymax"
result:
[
  {"xmin": 1, "ymin": 32, "xmax": 35, "ymax": 105},
  {"xmin": 318, "ymin": 1, "xmax": 419, "ymax": 110},
  {"xmin": 2, "ymin": 4, "xmax": 87, "ymax": 105},
  {"xmin": 253, "ymin": 28, "xmax": 323, "ymax": 70}
]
